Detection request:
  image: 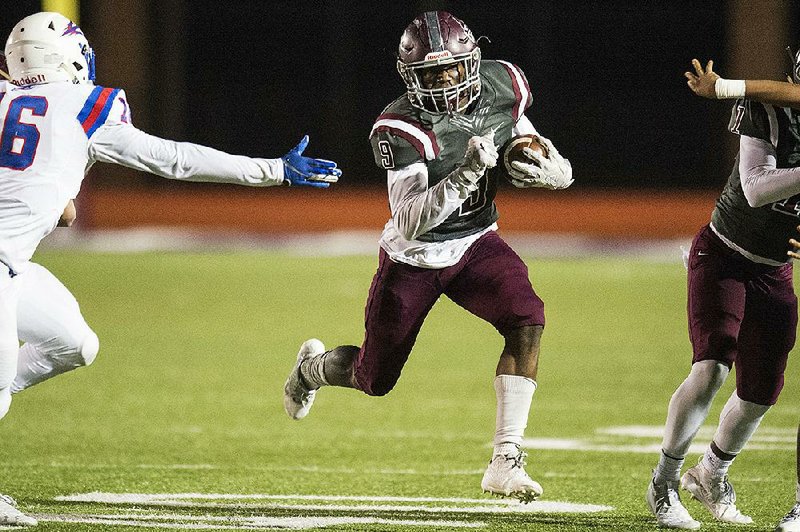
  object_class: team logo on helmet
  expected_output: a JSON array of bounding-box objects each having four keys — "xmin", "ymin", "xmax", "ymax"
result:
[{"xmin": 62, "ymin": 21, "xmax": 84, "ymax": 37}]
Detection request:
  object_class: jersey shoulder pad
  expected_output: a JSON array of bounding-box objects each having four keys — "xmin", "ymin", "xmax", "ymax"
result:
[
  {"xmin": 728, "ymin": 98, "xmax": 774, "ymax": 143},
  {"xmin": 369, "ymin": 97, "xmax": 440, "ymax": 169},
  {"xmin": 76, "ymin": 85, "xmax": 132, "ymax": 138},
  {"xmin": 481, "ymin": 59, "xmax": 532, "ymax": 121}
]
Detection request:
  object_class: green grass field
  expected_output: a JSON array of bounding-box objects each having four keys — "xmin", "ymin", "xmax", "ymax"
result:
[{"xmin": 1, "ymin": 249, "xmax": 797, "ymax": 531}]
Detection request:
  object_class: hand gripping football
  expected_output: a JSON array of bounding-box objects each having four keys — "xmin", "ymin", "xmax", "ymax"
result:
[{"xmin": 503, "ymin": 134, "xmax": 549, "ymax": 171}]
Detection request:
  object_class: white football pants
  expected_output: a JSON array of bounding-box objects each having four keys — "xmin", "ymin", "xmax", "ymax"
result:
[{"xmin": 0, "ymin": 262, "xmax": 98, "ymax": 420}]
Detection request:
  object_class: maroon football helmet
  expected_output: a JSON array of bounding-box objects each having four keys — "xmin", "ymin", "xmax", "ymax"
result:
[{"xmin": 396, "ymin": 11, "xmax": 481, "ymax": 114}]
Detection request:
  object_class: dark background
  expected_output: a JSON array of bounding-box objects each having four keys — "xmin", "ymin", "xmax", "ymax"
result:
[{"xmin": 3, "ymin": 1, "xmax": 798, "ymax": 190}]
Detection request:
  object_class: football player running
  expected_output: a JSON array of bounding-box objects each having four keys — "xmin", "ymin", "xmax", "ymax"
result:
[
  {"xmin": 283, "ymin": 11, "xmax": 572, "ymax": 503},
  {"xmin": 0, "ymin": 12, "xmax": 340, "ymax": 527},
  {"xmin": 645, "ymin": 54, "xmax": 800, "ymax": 530},
  {"xmin": 686, "ymin": 55, "xmax": 800, "ymax": 532}
]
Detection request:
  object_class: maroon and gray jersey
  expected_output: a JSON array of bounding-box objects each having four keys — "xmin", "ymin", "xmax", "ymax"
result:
[
  {"xmin": 711, "ymin": 99, "xmax": 800, "ymax": 263},
  {"xmin": 369, "ymin": 59, "xmax": 532, "ymax": 242}
]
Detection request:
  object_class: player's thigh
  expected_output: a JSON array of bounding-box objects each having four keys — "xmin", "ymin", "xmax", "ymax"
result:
[
  {"xmin": 736, "ymin": 264, "xmax": 797, "ymax": 405},
  {"xmin": 445, "ymin": 232, "xmax": 544, "ymax": 335},
  {"xmin": 356, "ymin": 249, "xmax": 442, "ymax": 395},
  {"xmin": 16, "ymin": 262, "xmax": 92, "ymax": 345},
  {"xmin": 687, "ymin": 226, "xmax": 746, "ymax": 365}
]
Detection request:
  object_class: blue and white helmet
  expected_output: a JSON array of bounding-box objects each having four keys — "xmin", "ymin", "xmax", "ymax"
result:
[{"xmin": 4, "ymin": 12, "xmax": 95, "ymax": 86}]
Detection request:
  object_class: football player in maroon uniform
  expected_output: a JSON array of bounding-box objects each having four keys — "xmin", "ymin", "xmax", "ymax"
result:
[
  {"xmin": 645, "ymin": 56, "xmax": 800, "ymax": 530},
  {"xmin": 283, "ymin": 11, "xmax": 572, "ymax": 502},
  {"xmin": 685, "ymin": 55, "xmax": 800, "ymax": 532}
]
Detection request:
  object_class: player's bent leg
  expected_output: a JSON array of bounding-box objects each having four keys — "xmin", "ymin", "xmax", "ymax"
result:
[
  {"xmin": 0, "ymin": 494, "xmax": 36, "ymax": 527},
  {"xmin": 11, "ymin": 328, "xmax": 99, "ymax": 394}
]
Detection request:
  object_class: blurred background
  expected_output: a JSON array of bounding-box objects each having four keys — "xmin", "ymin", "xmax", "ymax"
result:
[{"xmin": 2, "ymin": 0, "xmax": 799, "ymax": 240}]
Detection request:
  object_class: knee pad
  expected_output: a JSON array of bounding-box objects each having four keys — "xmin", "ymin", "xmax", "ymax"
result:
[{"xmin": 0, "ymin": 388, "xmax": 11, "ymax": 420}]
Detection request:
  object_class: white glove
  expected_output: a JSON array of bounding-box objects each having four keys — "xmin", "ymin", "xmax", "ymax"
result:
[
  {"xmin": 458, "ymin": 130, "xmax": 499, "ymax": 184},
  {"xmin": 508, "ymin": 136, "xmax": 574, "ymax": 190}
]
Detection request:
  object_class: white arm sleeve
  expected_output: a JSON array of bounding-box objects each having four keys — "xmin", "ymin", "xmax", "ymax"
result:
[
  {"xmin": 389, "ymin": 162, "xmax": 479, "ymax": 241},
  {"xmin": 513, "ymin": 115, "xmax": 539, "ymax": 136},
  {"xmin": 88, "ymin": 123, "xmax": 285, "ymax": 187},
  {"xmin": 739, "ymin": 134, "xmax": 800, "ymax": 207}
]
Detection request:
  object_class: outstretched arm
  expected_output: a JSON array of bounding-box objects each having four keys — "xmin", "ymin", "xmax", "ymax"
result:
[
  {"xmin": 90, "ymin": 125, "xmax": 340, "ymax": 188},
  {"xmin": 686, "ymin": 58, "xmax": 800, "ymax": 108}
]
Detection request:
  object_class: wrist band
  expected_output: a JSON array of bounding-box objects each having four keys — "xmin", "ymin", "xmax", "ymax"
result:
[{"xmin": 715, "ymin": 78, "xmax": 746, "ymax": 99}]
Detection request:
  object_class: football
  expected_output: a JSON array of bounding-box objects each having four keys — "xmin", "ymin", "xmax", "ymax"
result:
[{"xmin": 503, "ymin": 134, "xmax": 549, "ymax": 174}]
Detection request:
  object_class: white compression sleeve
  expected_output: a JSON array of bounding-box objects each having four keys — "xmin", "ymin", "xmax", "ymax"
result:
[
  {"xmin": 661, "ymin": 360, "xmax": 729, "ymax": 457},
  {"xmin": 712, "ymin": 391, "xmax": 770, "ymax": 455},
  {"xmin": 739, "ymin": 135, "xmax": 800, "ymax": 207}
]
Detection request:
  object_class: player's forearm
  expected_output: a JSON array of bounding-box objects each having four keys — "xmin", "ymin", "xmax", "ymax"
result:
[
  {"xmin": 745, "ymin": 80, "xmax": 800, "ymax": 109},
  {"xmin": 389, "ymin": 164, "xmax": 476, "ymax": 240},
  {"xmin": 713, "ymin": 78, "xmax": 800, "ymax": 109}
]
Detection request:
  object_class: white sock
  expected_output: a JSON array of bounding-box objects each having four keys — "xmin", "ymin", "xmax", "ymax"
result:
[
  {"xmin": 492, "ymin": 374, "xmax": 536, "ymax": 456},
  {"xmin": 713, "ymin": 390, "xmax": 770, "ymax": 455},
  {"xmin": 701, "ymin": 444, "xmax": 734, "ymax": 478},
  {"xmin": 662, "ymin": 360, "xmax": 729, "ymax": 457},
  {"xmin": 654, "ymin": 451, "xmax": 684, "ymax": 484}
]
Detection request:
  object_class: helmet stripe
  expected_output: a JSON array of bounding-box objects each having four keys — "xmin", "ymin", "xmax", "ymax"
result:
[{"xmin": 424, "ymin": 11, "xmax": 444, "ymax": 53}]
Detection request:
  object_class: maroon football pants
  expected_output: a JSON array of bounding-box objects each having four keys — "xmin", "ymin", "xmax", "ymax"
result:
[
  {"xmin": 688, "ymin": 224, "xmax": 797, "ymax": 405},
  {"xmin": 353, "ymin": 231, "xmax": 545, "ymax": 396}
]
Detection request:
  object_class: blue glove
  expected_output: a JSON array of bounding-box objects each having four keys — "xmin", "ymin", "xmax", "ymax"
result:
[{"xmin": 281, "ymin": 135, "xmax": 341, "ymax": 188}]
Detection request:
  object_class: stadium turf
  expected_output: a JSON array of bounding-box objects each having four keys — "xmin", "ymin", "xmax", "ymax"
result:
[{"xmin": 1, "ymin": 250, "xmax": 797, "ymax": 531}]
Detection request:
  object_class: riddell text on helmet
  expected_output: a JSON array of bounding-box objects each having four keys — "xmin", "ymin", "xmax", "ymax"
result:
[
  {"xmin": 12, "ymin": 74, "xmax": 47, "ymax": 86},
  {"xmin": 424, "ymin": 51, "xmax": 453, "ymax": 61}
]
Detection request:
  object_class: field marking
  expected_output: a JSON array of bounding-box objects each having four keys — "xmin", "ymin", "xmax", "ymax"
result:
[
  {"xmin": 44, "ymin": 492, "xmax": 613, "ymax": 530},
  {"xmin": 522, "ymin": 425, "xmax": 796, "ymax": 453},
  {"xmin": 39, "ymin": 513, "xmax": 483, "ymax": 530},
  {"xmin": 54, "ymin": 492, "xmax": 614, "ymax": 515}
]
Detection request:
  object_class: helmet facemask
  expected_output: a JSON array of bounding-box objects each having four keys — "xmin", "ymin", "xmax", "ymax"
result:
[
  {"xmin": 396, "ymin": 11, "xmax": 482, "ymax": 115},
  {"xmin": 397, "ymin": 47, "xmax": 481, "ymax": 114}
]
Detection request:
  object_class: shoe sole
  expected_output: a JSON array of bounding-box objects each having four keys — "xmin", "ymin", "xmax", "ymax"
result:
[{"xmin": 482, "ymin": 486, "xmax": 542, "ymax": 504}]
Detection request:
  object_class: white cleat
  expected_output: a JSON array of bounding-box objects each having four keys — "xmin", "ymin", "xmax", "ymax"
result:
[
  {"xmin": 681, "ymin": 461, "xmax": 752, "ymax": 525},
  {"xmin": 480, "ymin": 449, "xmax": 542, "ymax": 503},
  {"xmin": 775, "ymin": 503, "xmax": 800, "ymax": 532},
  {"xmin": 646, "ymin": 475, "xmax": 700, "ymax": 529},
  {"xmin": 0, "ymin": 494, "xmax": 37, "ymax": 527},
  {"xmin": 283, "ymin": 338, "xmax": 325, "ymax": 420}
]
